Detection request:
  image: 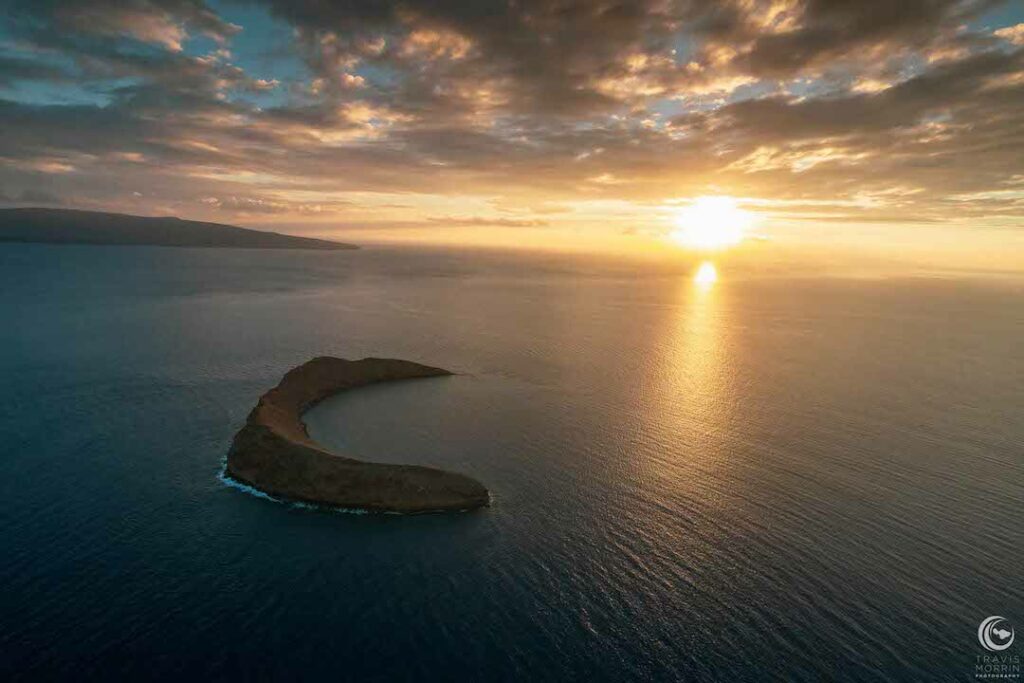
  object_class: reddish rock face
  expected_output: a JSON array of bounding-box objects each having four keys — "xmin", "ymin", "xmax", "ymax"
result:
[{"xmin": 226, "ymin": 357, "xmax": 490, "ymax": 513}]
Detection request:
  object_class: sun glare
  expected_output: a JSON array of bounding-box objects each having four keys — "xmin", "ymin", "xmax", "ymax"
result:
[
  {"xmin": 694, "ymin": 261, "xmax": 718, "ymax": 287},
  {"xmin": 670, "ymin": 196, "xmax": 754, "ymax": 250}
]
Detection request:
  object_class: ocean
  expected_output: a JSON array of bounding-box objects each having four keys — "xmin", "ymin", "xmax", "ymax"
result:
[{"xmin": 1, "ymin": 242, "xmax": 1021, "ymax": 681}]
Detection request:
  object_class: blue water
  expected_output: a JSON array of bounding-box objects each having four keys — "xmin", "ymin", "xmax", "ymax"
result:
[{"xmin": 1, "ymin": 243, "xmax": 1022, "ymax": 681}]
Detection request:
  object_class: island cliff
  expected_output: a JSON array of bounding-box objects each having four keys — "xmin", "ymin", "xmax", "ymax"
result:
[{"xmin": 226, "ymin": 357, "xmax": 489, "ymax": 513}]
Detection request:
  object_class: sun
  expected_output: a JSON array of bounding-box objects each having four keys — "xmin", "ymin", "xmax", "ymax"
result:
[{"xmin": 670, "ymin": 196, "xmax": 754, "ymax": 250}]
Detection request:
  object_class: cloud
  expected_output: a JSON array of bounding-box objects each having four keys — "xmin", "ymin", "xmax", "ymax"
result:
[
  {"xmin": 199, "ymin": 195, "xmax": 350, "ymax": 215},
  {"xmin": 0, "ymin": 187, "xmax": 65, "ymax": 205},
  {"xmin": 0, "ymin": 187, "xmax": 64, "ymax": 205},
  {"xmin": 995, "ymin": 23, "xmax": 1024, "ymax": 45},
  {"xmin": 3, "ymin": 0, "xmax": 246, "ymax": 92},
  {"xmin": 428, "ymin": 215, "xmax": 549, "ymax": 228},
  {"xmin": 44, "ymin": 0, "xmax": 240, "ymax": 51},
  {"xmin": 18, "ymin": 188, "xmax": 65, "ymax": 205},
  {"xmin": 0, "ymin": 0, "xmax": 1021, "ymax": 232},
  {"xmin": 0, "ymin": 54, "xmax": 75, "ymax": 86},
  {"xmin": 711, "ymin": 0, "xmax": 992, "ymax": 76}
]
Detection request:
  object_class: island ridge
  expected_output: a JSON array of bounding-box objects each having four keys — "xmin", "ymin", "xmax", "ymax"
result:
[
  {"xmin": 226, "ymin": 356, "xmax": 490, "ymax": 513},
  {"xmin": 0, "ymin": 208, "xmax": 357, "ymax": 250}
]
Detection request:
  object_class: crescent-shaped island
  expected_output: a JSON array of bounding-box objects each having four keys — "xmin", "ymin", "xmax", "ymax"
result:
[{"xmin": 226, "ymin": 356, "xmax": 490, "ymax": 513}]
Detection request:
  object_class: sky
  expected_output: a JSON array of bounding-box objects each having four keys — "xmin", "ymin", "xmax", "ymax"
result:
[{"xmin": 1, "ymin": 0, "xmax": 1023, "ymax": 264}]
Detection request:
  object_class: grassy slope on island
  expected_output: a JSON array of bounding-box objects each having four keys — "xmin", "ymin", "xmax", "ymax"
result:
[{"xmin": 0, "ymin": 208, "xmax": 357, "ymax": 250}]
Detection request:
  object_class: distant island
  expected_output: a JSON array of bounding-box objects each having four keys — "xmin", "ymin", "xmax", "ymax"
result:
[
  {"xmin": 226, "ymin": 357, "xmax": 490, "ymax": 513},
  {"xmin": 0, "ymin": 208, "xmax": 357, "ymax": 250}
]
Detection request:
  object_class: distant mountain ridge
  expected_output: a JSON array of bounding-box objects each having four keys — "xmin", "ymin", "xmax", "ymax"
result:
[{"xmin": 0, "ymin": 208, "xmax": 357, "ymax": 250}]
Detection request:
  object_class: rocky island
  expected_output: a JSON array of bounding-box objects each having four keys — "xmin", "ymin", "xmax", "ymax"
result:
[{"xmin": 226, "ymin": 356, "xmax": 489, "ymax": 513}]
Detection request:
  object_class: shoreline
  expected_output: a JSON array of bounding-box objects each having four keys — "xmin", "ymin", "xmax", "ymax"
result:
[{"xmin": 225, "ymin": 356, "xmax": 490, "ymax": 513}]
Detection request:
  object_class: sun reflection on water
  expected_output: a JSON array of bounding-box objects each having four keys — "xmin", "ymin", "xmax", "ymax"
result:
[
  {"xmin": 694, "ymin": 261, "xmax": 718, "ymax": 288},
  {"xmin": 680, "ymin": 270, "xmax": 725, "ymax": 435},
  {"xmin": 640, "ymin": 263, "xmax": 736, "ymax": 502}
]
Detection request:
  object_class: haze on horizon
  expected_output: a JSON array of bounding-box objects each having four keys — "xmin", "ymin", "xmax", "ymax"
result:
[{"xmin": 2, "ymin": 0, "xmax": 1023, "ymax": 268}]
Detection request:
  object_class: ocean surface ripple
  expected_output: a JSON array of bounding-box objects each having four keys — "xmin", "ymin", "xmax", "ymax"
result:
[{"xmin": 1, "ymin": 243, "xmax": 1021, "ymax": 681}]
